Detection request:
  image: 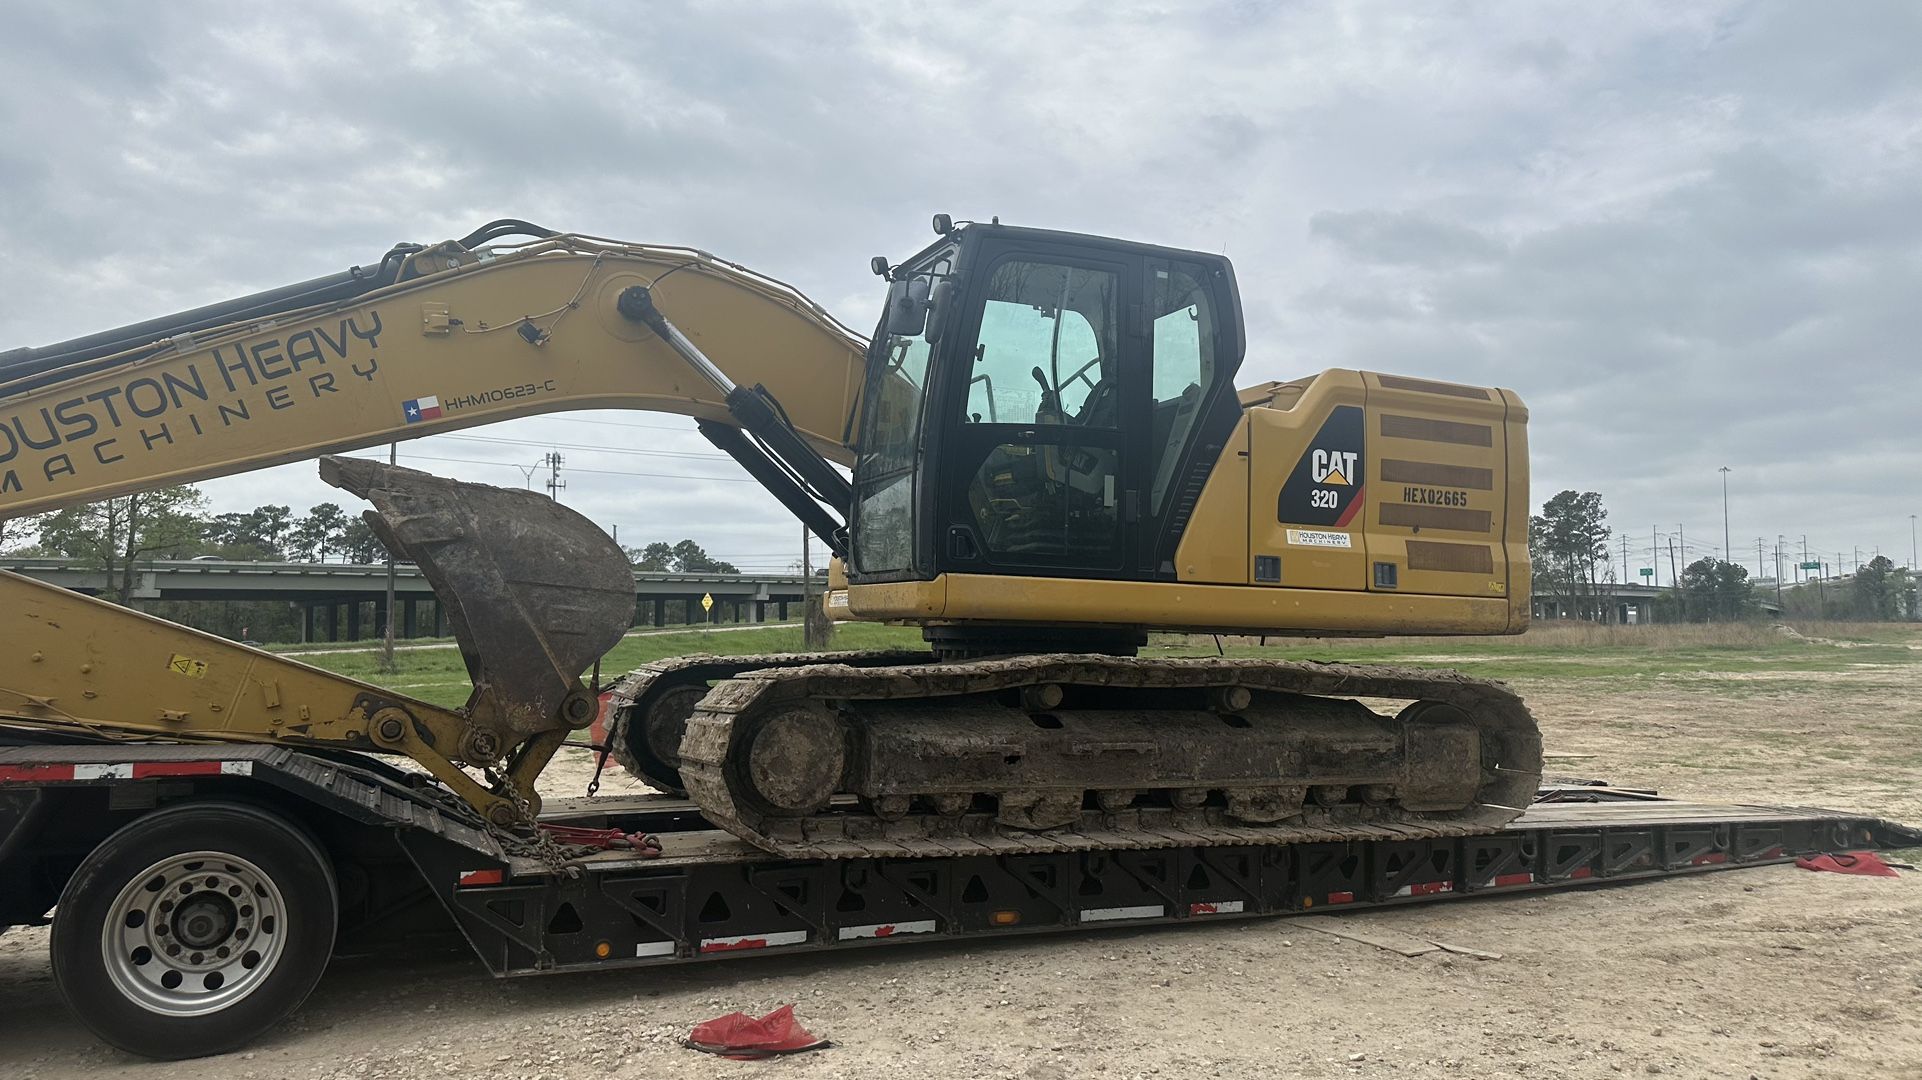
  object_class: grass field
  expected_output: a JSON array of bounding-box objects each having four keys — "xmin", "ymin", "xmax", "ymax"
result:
[{"xmin": 281, "ymin": 617, "xmax": 1922, "ymax": 709}]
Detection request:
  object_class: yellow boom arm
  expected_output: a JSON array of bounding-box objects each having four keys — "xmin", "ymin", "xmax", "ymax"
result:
[
  {"xmin": 0, "ymin": 230, "xmax": 871, "ymax": 823},
  {"xmin": 0, "ymin": 233, "xmax": 866, "ymax": 515}
]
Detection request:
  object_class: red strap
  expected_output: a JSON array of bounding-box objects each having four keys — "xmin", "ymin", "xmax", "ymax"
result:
[{"xmin": 536, "ymin": 823, "xmax": 662, "ymax": 856}]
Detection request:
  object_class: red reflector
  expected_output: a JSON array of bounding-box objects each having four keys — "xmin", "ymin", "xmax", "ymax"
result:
[
  {"xmin": 1492, "ymin": 872, "xmax": 1534, "ymax": 888},
  {"xmin": 1569, "ymin": 866, "xmax": 1593, "ymax": 880},
  {"xmin": 1690, "ymin": 852, "xmax": 1728, "ymax": 866},
  {"xmin": 1326, "ymin": 891, "xmax": 1355, "ymax": 905},
  {"xmin": 458, "ymin": 869, "xmax": 505, "ymax": 887}
]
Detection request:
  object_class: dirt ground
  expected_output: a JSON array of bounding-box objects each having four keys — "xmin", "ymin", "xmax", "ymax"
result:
[{"xmin": 5, "ymin": 647, "xmax": 1921, "ymax": 1079}]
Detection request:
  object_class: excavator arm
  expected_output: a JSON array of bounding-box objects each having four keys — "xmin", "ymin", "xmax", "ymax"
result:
[
  {"xmin": 0, "ymin": 226, "xmax": 867, "ymax": 516},
  {"xmin": 0, "ymin": 225, "xmax": 871, "ymax": 824}
]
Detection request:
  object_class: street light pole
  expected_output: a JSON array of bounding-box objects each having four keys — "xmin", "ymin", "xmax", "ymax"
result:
[{"xmin": 1718, "ymin": 466, "xmax": 1731, "ymax": 569}]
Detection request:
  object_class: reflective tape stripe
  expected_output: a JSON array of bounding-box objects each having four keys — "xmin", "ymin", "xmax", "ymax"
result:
[
  {"xmin": 1491, "ymin": 872, "xmax": 1534, "ymax": 888},
  {"xmin": 700, "ymin": 930, "xmax": 808, "ymax": 953},
  {"xmin": 635, "ymin": 941, "xmax": 676, "ymax": 957},
  {"xmin": 0, "ymin": 760, "xmax": 250, "ymax": 782},
  {"xmin": 1080, "ymin": 904, "xmax": 1163, "ymax": 923},
  {"xmin": 1393, "ymin": 881, "xmax": 1454, "ymax": 898},
  {"xmin": 838, "ymin": 919, "xmax": 937, "ymax": 940},
  {"xmin": 1188, "ymin": 900, "xmax": 1245, "ymax": 915},
  {"xmin": 0, "ymin": 764, "xmax": 75, "ymax": 782},
  {"xmin": 1325, "ymin": 891, "xmax": 1356, "ymax": 905},
  {"xmin": 457, "ymin": 870, "xmax": 504, "ymax": 887}
]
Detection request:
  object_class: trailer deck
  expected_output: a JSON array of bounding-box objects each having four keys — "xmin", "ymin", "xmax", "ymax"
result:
[{"xmin": 6, "ymin": 742, "xmax": 1915, "ymax": 983}]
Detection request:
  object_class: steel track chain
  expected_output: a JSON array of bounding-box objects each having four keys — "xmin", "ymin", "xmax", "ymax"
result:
[
  {"xmin": 603, "ymin": 650, "xmax": 932, "ymax": 792},
  {"xmin": 677, "ymin": 654, "xmax": 1545, "ymax": 859}
]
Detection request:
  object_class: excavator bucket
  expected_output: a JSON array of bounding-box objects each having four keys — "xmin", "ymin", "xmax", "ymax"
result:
[{"xmin": 319, "ymin": 457, "xmax": 636, "ymax": 744}]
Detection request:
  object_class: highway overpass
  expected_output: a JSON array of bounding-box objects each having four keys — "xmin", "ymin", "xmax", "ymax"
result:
[{"xmin": 1, "ymin": 558, "xmax": 815, "ymax": 642}]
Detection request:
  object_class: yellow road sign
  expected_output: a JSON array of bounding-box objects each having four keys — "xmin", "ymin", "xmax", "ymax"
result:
[{"xmin": 700, "ymin": 592, "xmax": 714, "ymax": 613}]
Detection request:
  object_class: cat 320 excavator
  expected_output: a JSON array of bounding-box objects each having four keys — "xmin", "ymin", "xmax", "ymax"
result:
[{"xmin": 0, "ymin": 216, "xmax": 1559, "ymax": 1054}]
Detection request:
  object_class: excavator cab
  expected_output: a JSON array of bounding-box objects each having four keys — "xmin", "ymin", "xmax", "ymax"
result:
[{"xmin": 851, "ymin": 218, "xmax": 1245, "ymax": 596}]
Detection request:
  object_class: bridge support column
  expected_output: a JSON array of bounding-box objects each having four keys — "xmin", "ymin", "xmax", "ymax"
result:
[
  {"xmin": 402, "ymin": 598, "xmax": 418, "ymax": 639},
  {"xmin": 432, "ymin": 601, "xmax": 445, "ymax": 638},
  {"xmin": 755, "ymin": 600, "xmax": 766, "ymax": 623},
  {"xmin": 778, "ymin": 600, "xmax": 789, "ymax": 620},
  {"xmin": 652, "ymin": 599, "xmax": 665, "ymax": 628},
  {"xmin": 346, "ymin": 601, "xmax": 362, "ymax": 641}
]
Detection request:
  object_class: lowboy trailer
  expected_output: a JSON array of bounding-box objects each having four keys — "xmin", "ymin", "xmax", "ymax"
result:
[{"xmin": 2, "ymin": 739, "xmax": 1916, "ymax": 1058}]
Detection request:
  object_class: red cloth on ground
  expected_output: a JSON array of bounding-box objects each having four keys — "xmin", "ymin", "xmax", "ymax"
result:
[
  {"xmin": 1795, "ymin": 851, "xmax": 1900, "ymax": 878},
  {"xmin": 686, "ymin": 1004, "xmax": 829, "ymax": 1059}
]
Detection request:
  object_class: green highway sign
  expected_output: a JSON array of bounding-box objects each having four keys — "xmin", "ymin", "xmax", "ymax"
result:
[
  {"xmin": 1800, "ymin": 561, "xmax": 1822, "ymax": 570},
  {"xmin": 1638, "ymin": 568, "xmax": 1654, "ymax": 577}
]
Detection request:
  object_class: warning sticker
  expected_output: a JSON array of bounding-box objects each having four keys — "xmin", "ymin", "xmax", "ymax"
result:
[
  {"xmin": 167, "ymin": 654, "xmax": 208, "ymax": 678},
  {"xmin": 1286, "ymin": 529, "xmax": 1354, "ymax": 549}
]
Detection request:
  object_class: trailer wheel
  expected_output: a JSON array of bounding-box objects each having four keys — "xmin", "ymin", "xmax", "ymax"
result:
[{"xmin": 50, "ymin": 801, "xmax": 337, "ymax": 1059}]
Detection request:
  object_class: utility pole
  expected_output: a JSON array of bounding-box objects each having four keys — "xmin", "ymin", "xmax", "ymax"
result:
[
  {"xmin": 1668, "ymin": 539, "xmax": 1681, "ymax": 620},
  {"xmin": 1801, "ymin": 535, "xmax": 1809, "ymax": 585},
  {"xmin": 1620, "ymin": 534, "xmax": 1629, "ymax": 590},
  {"xmin": 516, "ymin": 462, "xmax": 539, "ymax": 490},
  {"xmin": 1755, "ymin": 537, "xmax": 1765, "ymax": 582},
  {"xmin": 1678, "ymin": 524, "xmax": 1687, "ymax": 570},
  {"xmin": 543, "ymin": 452, "xmax": 565, "ymax": 502},
  {"xmin": 800, "ymin": 522, "xmax": 826, "ymax": 648},
  {"xmin": 1718, "ymin": 466, "xmax": 1731, "ymax": 568},
  {"xmin": 1775, "ymin": 536, "xmax": 1785, "ymax": 609},
  {"xmin": 1652, "ymin": 525, "xmax": 1659, "ymax": 588},
  {"xmin": 380, "ymin": 441, "xmax": 398, "ymax": 674}
]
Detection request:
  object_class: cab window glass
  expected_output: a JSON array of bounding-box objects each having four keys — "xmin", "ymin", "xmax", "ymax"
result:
[
  {"xmin": 1147, "ymin": 261, "xmax": 1218, "ymax": 512},
  {"xmin": 964, "ymin": 261, "xmax": 1119, "ymax": 428}
]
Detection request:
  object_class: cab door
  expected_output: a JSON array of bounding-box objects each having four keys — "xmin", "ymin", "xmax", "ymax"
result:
[{"xmin": 933, "ymin": 247, "xmax": 1144, "ymax": 580}]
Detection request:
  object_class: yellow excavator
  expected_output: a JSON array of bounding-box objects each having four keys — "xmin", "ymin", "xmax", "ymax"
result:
[{"xmin": 0, "ymin": 215, "xmax": 1540, "ymax": 860}]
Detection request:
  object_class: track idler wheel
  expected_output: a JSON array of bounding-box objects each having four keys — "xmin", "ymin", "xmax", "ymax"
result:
[{"xmin": 736, "ymin": 705, "xmax": 845, "ymax": 817}]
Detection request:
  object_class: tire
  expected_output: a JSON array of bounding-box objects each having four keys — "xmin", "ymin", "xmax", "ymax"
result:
[{"xmin": 50, "ymin": 801, "xmax": 338, "ymax": 1059}]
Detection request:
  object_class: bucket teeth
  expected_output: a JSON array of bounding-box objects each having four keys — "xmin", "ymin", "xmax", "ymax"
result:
[{"xmin": 319, "ymin": 456, "xmax": 635, "ymax": 742}]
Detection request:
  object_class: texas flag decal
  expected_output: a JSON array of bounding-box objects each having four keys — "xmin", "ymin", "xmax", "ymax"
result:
[{"xmin": 402, "ymin": 395, "xmax": 441, "ymax": 423}]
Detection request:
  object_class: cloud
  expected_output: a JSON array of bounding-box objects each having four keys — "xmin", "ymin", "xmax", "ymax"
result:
[{"xmin": 2, "ymin": 0, "xmax": 1918, "ymax": 572}]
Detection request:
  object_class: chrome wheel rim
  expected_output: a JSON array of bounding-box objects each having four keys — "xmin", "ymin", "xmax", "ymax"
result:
[{"xmin": 101, "ymin": 850, "xmax": 289, "ymax": 1017}]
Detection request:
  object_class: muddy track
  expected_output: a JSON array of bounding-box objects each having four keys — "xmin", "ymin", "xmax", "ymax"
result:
[{"xmin": 671, "ymin": 654, "xmax": 1543, "ymax": 858}]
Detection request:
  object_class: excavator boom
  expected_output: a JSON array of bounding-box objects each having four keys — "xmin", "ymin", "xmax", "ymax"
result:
[
  {"xmin": 0, "ymin": 228, "xmax": 867, "ymax": 516},
  {"xmin": 0, "ymin": 225, "xmax": 870, "ymax": 822}
]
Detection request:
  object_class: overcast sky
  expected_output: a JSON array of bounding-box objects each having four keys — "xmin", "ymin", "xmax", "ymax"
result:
[{"xmin": 3, "ymin": 1, "xmax": 1918, "ymax": 577}]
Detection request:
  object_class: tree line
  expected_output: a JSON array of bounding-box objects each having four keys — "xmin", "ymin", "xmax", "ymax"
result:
[
  {"xmin": 1, "ymin": 486, "xmax": 744, "ymax": 642},
  {"xmin": 1530, "ymin": 487, "xmax": 1915, "ymax": 623}
]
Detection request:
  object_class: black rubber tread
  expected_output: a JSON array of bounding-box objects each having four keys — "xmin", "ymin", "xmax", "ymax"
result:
[
  {"xmin": 679, "ymin": 655, "xmax": 1544, "ymax": 859},
  {"xmin": 49, "ymin": 801, "xmax": 338, "ymax": 1060},
  {"xmin": 604, "ymin": 650, "xmax": 930, "ymax": 793}
]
